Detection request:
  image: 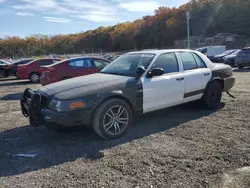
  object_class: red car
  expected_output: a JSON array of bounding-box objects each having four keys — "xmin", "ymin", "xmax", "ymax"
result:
[
  {"xmin": 40, "ymin": 57, "xmax": 111, "ymax": 86},
  {"xmin": 17, "ymin": 58, "xmax": 61, "ymax": 83}
]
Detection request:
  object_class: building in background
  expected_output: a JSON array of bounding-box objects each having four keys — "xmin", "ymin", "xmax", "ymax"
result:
[{"xmin": 174, "ymin": 33, "xmax": 248, "ymax": 49}]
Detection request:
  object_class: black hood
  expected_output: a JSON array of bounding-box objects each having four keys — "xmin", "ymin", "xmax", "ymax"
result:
[
  {"xmin": 214, "ymin": 54, "xmax": 225, "ymax": 58},
  {"xmin": 225, "ymin": 54, "xmax": 236, "ymax": 59},
  {"xmin": 39, "ymin": 73, "xmax": 134, "ymax": 100}
]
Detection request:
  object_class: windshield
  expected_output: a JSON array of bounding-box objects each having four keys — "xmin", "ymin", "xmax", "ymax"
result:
[
  {"xmin": 45, "ymin": 59, "xmax": 68, "ymax": 67},
  {"xmin": 100, "ymin": 53, "xmax": 155, "ymax": 77},
  {"xmin": 231, "ymin": 49, "xmax": 240, "ymax": 55}
]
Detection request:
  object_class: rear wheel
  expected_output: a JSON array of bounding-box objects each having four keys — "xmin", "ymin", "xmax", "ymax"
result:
[
  {"xmin": 202, "ymin": 81, "xmax": 222, "ymax": 109},
  {"xmin": 238, "ymin": 64, "xmax": 244, "ymax": 69},
  {"xmin": 29, "ymin": 72, "xmax": 40, "ymax": 83},
  {"xmin": 93, "ymin": 99, "xmax": 132, "ymax": 140}
]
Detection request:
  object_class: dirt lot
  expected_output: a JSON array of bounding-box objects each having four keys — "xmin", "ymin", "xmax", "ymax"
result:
[{"xmin": 0, "ymin": 69, "xmax": 250, "ymax": 188}]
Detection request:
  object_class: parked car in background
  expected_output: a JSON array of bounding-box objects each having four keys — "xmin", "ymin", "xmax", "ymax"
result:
[
  {"xmin": 107, "ymin": 55, "xmax": 120, "ymax": 61},
  {"xmin": 235, "ymin": 47, "xmax": 250, "ymax": 69},
  {"xmin": 40, "ymin": 57, "xmax": 111, "ymax": 86},
  {"xmin": 102, "ymin": 54, "xmax": 112, "ymax": 60},
  {"xmin": 8, "ymin": 59, "xmax": 33, "ymax": 76},
  {"xmin": 196, "ymin": 46, "xmax": 226, "ymax": 61},
  {"xmin": 17, "ymin": 58, "xmax": 61, "ymax": 83},
  {"xmin": 0, "ymin": 59, "xmax": 12, "ymax": 77},
  {"xmin": 20, "ymin": 49, "xmax": 235, "ymax": 140},
  {"xmin": 212, "ymin": 49, "xmax": 237, "ymax": 63},
  {"xmin": 223, "ymin": 49, "xmax": 240, "ymax": 67}
]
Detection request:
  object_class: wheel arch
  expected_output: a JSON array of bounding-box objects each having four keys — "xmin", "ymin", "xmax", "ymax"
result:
[
  {"xmin": 91, "ymin": 94, "xmax": 134, "ymax": 123},
  {"xmin": 206, "ymin": 77, "xmax": 224, "ymax": 91},
  {"xmin": 28, "ymin": 71, "xmax": 41, "ymax": 78}
]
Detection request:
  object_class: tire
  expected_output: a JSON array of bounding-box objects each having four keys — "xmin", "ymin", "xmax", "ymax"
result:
[
  {"xmin": 4, "ymin": 71, "xmax": 9, "ymax": 77},
  {"xmin": 231, "ymin": 60, "xmax": 236, "ymax": 67},
  {"xmin": 93, "ymin": 98, "xmax": 132, "ymax": 140},
  {"xmin": 238, "ymin": 65, "xmax": 244, "ymax": 69},
  {"xmin": 29, "ymin": 72, "xmax": 41, "ymax": 83},
  {"xmin": 202, "ymin": 81, "xmax": 222, "ymax": 109}
]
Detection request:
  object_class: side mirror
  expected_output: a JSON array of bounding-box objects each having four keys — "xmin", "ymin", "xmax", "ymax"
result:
[
  {"xmin": 136, "ymin": 66, "xmax": 146, "ymax": 76},
  {"xmin": 147, "ymin": 68, "xmax": 164, "ymax": 77}
]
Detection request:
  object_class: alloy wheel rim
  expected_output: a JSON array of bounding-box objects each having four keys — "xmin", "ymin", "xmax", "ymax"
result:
[
  {"xmin": 103, "ymin": 105, "xmax": 129, "ymax": 136},
  {"xmin": 31, "ymin": 74, "xmax": 39, "ymax": 82}
]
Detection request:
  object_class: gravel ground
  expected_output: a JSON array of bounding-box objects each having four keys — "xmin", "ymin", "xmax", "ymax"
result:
[{"xmin": 0, "ymin": 69, "xmax": 250, "ymax": 188}]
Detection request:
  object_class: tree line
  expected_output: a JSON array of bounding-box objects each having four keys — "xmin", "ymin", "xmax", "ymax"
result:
[{"xmin": 0, "ymin": 0, "xmax": 250, "ymax": 58}]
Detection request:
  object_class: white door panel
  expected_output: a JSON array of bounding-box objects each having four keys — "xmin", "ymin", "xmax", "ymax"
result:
[
  {"xmin": 142, "ymin": 73, "xmax": 185, "ymax": 113},
  {"xmin": 183, "ymin": 68, "xmax": 212, "ymax": 94}
]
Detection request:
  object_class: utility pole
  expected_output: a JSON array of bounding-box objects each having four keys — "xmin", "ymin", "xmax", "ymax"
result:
[{"xmin": 186, "ymin": 11, "xmax": 191, "ymax": 49}]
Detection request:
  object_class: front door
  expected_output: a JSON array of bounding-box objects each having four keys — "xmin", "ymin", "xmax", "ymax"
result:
[
  {"xmin": 142, "ymin": 52, "xmax": 185, "ymax": 113},
  {"xmin": 178, "ymin": 51, "xmax": 212, "ymax": 102}
]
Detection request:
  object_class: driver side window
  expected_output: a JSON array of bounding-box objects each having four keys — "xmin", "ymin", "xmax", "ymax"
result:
[{"xmin": 152, "ymin": 52, "xmax": 179, "ymax": 74}]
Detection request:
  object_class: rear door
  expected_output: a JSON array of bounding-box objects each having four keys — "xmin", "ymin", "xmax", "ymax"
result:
[
  {"xmin": 68, "ymin": 58, "xmax": 96, "ymax": 77},
  {"xmin": 177, "ymin": 51, "xmax": 211, "ymax": 102}
]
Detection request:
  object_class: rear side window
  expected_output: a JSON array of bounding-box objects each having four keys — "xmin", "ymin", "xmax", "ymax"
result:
[
  {"xmin": 179, "ymin": 52, "xmax": 197, "ymax": 71},
  {"xmin": 152, "ymin": 52, "xmax": 179, "ymax": 74},
  {"xmin": 39, "ymin": 59, "xmax": 53, "ymax": 66},
  {"xmin": 69, "ymin": 59, "xmax": 93, "ymax": 68},
  {"xmin": 192, "ymin": 53, "xmax": 207, "ymax": 68}
]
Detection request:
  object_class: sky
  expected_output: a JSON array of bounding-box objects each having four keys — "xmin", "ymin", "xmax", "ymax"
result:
[{"xmin": 0, "ymin": 0, "xmax": 189, "ymax": 38}]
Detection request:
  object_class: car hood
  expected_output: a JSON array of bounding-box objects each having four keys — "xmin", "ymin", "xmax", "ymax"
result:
[
  {"xmin": 39, "ymin": 73, "xmax": 134, "ymax": 100},
  {"xmin": 224, "ymin": 54, "xmax": 236, "ymax": 59}
]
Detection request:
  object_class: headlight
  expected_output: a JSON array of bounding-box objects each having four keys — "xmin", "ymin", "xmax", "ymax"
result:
[{"xmin": 48, "ymin": 99, "xmax": 85, "ymax": 111}]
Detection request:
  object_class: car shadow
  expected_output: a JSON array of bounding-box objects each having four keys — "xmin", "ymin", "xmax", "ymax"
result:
[
  {"xmin": 0, "ymin": 92, "xmax": 23, "ymax": 101},
  {"xmin": 0, "ymin": 101, "xmax": 225, "ymax": 177},
  {"xmin": 0, "ymin": 77, "xmax": 17, "ymax": 81},
  {"xmin": 0, "ymin": 80, "xmax": 36, "ymax": 87},
  {"xmin": 233, "ymin": 67, "xmax": 250, "ymax": 72}
]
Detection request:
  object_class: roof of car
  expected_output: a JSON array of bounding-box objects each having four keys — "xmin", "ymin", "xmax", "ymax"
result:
[
  {"xmin": 0, "ymin": 59, "xmax": 11, "ymax": 64},
  {"xmin": 126, "ymin": 49, "xmax": 196, "ymax": 55},
  {"xmin": 68, "ymin": 56, "xmax": 109, "ymax": 61}
]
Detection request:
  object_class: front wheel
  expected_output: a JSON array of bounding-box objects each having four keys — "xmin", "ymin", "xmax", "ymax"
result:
[
  {"xmin": 93, "ymin": 99, "xmax": 132, "ymax": 140},
  {"xmin": 202, "ymin": 81, "xmax": 222, "ymax": 109},
  {"xmin": 29, "ymin": 72, "xmax": 40, "ymax": 83}
]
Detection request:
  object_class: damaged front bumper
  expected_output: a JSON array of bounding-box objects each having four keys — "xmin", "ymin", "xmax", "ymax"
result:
[
  {"xmin": 20, "ymin": 88, "xmax": 92, "ymax": 128},
  {"xmin": 20, "ymin": 88, "xmax": 44, "ymax": 127}
]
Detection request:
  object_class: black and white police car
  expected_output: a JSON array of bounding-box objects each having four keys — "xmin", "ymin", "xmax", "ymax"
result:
[{"xmin": 20, "ymin": 49, "xmax": 235, "ymax": 140}]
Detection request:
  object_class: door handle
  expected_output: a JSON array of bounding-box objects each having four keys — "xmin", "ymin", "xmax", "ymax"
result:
[
  {"xmin": 176, "ymin": 77, "xmax": 184, "ymax": 81},
  {"xmin": 204, "ymin": 73, "xmax": 210, "ymax": 76}
]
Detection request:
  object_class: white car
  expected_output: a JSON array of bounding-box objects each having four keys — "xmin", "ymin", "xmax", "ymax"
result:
[{"xmin": 21, "ymin": 49, "xmax": 235, "ymax": 140}]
